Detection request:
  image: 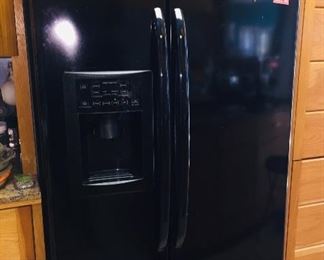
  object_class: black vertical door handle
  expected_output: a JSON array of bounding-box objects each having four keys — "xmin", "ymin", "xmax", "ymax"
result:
[
  {"xmin": 151, "ymin": 8, "xmax": 171, "ymax": 252},
  {"xmin": 172, "ymin": 8, "xmax": 190, "ymax": 249}
]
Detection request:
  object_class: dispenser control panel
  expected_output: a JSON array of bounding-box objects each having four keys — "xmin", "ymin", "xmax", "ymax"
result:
[{"xmin": 69, "ymin": 71, "xmax": 152, "ymax": 112}]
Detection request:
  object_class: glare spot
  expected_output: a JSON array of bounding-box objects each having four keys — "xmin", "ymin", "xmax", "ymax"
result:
[{"xmin": 51, "ymin": 18, "xmax": 79, "ymax": 57}]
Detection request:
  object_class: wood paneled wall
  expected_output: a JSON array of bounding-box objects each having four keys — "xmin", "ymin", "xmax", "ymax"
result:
[
  {"xmin": 286, "ymin": 0, "xmax": 324, "ymax": 259},
  {"xmin": 0, "ymin": 0, "xmax": 18, "ymax": 57}
]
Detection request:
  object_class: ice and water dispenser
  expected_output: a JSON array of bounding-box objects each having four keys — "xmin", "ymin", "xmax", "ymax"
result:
[{"xmin": 63, "ymin": 71, "xmax": 153, "ymax": 195}]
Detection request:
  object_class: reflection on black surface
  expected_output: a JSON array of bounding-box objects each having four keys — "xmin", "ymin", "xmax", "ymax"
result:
[
  {"xmin": 172, "ymin": 0, "xmax": 298, "ymax": 259},
  {"xmin": 48, "ymin": 18, "xmax": 80, "ymax": 58},
  {"xmin": 189, "ymin": 1, "xmax": 294, "ymax": 103}
]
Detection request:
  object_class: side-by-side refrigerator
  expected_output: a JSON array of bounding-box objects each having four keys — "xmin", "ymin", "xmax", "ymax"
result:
[{"xmin": 24, "ymin": 0, "xmax": 299, "ymax": 259}]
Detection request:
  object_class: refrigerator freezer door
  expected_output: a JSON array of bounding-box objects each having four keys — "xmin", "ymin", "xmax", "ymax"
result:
[
  {"xmin": 170, "ymin": 1, "xmax": 299, "ymax": 259},
  {"xmin": 25, "ymin": 0, "xmax": 166, "ymax": 259}
]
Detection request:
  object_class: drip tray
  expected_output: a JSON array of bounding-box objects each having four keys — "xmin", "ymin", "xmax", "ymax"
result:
[{"xmin": 83, "ymin": 169, "xmax": 143, "ymax": 186}]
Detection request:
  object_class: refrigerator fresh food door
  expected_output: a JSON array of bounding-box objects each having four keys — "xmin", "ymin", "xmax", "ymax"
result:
[{"xmin": 170, "ymin": 1, "xmax": 299, "ymax": 259}]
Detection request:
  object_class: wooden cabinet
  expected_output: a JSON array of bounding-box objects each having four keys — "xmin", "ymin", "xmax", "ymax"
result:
[
  {"xmin": 306, "ymin": 63, "xmax": 324, "ymax": 111},
  {"xmin": 286, "ymin": 0, "xmax": 324, "ymax": 259},
  {"xmin": 295, "ymin": 203, "xmax": 324, "ymax": 248},
  {"xmin": 299, "ymin": 112, "xmax": 324, "ymax": 158},
  {"xmin": 0, "ymin": 201, "xmax": 44, "ymax": 260},
  {"xmin": 309, "ymin": 9, "xmax": 324, "ymax": 61},
  {"xmin": 295, "ymin": 245, "xmax": 324, "ymax": 260},
  {"xmin": 298, "ymin": 159, "xmax": 324, "ymax": 205},
  {"xmin": 0, "ymin": 0, "xmax": 18, "ymax": 56},
  {"xmin": 0, "ymin": 207, "xmax": 34, "ymax": 260},
  {"xmin": 32, "ymin": 204, "xmax": 45, "ymax": 260},
  {"xmin": 316, "ymin": 0, "xmax": 324, "ymax": 7}
]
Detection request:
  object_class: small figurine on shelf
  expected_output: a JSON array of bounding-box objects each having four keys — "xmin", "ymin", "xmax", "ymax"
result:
[{"xmin": 12, "ymin": 174, "xmax": 35, "ymax": 190}]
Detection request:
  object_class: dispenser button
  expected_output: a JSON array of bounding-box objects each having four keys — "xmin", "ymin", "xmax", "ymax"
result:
[
  {"xmin": 119, "ymin": 81, "xmax": 129, "ymax": 88},
  {"xmin": 80, "ymin": 100, "xmax": 90, "ymax": 107},
  {"xmin": 92, "ymin": 99, "xmax": 102, "ymax": 107},
  {"xmin": 120, "ymin": 90, "xmax": 130, "ymax": 97},
  {"xmin": 102, "ymin": 100, "xmax": 112, "ymax": 106},
  {"xmin": 91, "ymin": 84, "xmax": 101, "ymax": 90},
  {"xmin": 111, "ymin": 90, "xmax": 120, "ymax": 96},
  {"xmin": 102, "ymin": 96, "xmax": 113, "ymax": 107},
  {"xmin": 102, "ymin": 81, "xmax": 118, "ymax": 89},
  {"xmin": 120, "ymin": 98, "xmax": 129, "ymax": 106},
  {"xmin": 79, "ymin": 83, "xmax": 88, "ymax": 91},
  {"xmin": 131, "ymin": 99, "xmax": 140, "ymax": 106},
  {"xmin": 111, "ymin": 98, "xmax": 119, "ymax": 106},
  {"xmin": 91, "ymin": 90, "xmax": 101, "ymax": 96}
]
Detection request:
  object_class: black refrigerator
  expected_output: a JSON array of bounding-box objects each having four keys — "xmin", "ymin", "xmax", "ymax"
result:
[{"xmin": 24, "ymin": 0, "xmax": 299, "ymax": 259}]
